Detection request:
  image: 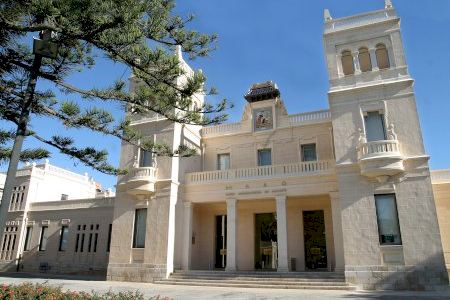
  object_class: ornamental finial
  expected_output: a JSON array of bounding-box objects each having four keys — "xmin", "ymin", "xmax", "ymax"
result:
[
  {"xmin": 385, "ymin": 0, "xmax": 393, "ymax": 9},
  {"xmin": 324, "ymin": 9, "xmax": 332, "ymax": 22}
]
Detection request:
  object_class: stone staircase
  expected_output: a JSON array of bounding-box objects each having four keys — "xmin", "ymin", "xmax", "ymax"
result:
[{"xmin": 155, "ymin": 270, "xmax": 355, "ymax": 290}]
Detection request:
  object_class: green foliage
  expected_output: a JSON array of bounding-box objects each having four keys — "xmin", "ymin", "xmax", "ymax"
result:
[
  {"xmin": 0, "ymin": 129, "xmax": 50, "ymax": 164},
  {"xmin": 0, "ymin": 0, "xmax": 230, "ymax": 175},
  {"xmin": 0, "ymin": 282, "xmax": 171, "ymax": 300}
]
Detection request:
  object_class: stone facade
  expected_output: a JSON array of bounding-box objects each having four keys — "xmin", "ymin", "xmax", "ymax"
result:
[{"xmin": 0, "ymin": 1, "xmax": 449, "ymax": 291}]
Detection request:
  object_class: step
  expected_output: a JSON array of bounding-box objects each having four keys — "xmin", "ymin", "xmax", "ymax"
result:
[
  {"xmin": 160, "ymin": 278, "xmax": 348, "ymax": 286},
  {"xmin": 155, "ymin": 280, "xmax": 355, "ymax": 290},
  {"xmin": 168, "ymin": 275, "xmax": 345, "ymax": 282},
  {"xmin": 172, "ymin": 271, "xmax": 345, "ymax": 278}
]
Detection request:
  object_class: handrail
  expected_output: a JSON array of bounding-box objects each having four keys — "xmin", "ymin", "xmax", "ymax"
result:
[
  {"xmin": 357, "ymin": 140, "xmax": 400, "ymax": 160},
  {"xmin": 186, "ymin": 160, "xmax": 334, "ymax": 184}
]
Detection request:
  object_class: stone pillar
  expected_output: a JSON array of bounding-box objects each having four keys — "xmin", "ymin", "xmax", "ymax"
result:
[
  {"xmin": 225, "ymin": 198, "xmax": 237, "ymax": 272},
  {"xmin": 276, "ymin": 195, "xmax": 289, "ymax": 272},
  {"xmin": 330, "ymin": 192, "xmax": 345, "ymax": 272},
  {"xmin": 181, "ymin": 202, "xmax": 193, "ymax": 270},
  {"xmin": 369, "ymin": 48, "xmax": 379, "ymax": 71},
  {"xmin": 352, "ymin": 52, "xmax": 361, "ymax": 74}
]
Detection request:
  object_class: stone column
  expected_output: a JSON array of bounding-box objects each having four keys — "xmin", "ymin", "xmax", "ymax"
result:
[
  {"xmin": 225, "ymin": 198, "xmax": 237, "ymax": 272},
  {"xmin": 330, "ymin": 192, "xmax": 345, "ymax": 272},
  {"xmin": 369, "ymin": 48, "xmax": 379, "ymax": 71},
  {"xmin": 181, "ymin": 202, "xmax": 193, "ymax": 270},
  {"xmin": 352, "ymin": 52, "xmax": 361, "ymax": 74},
  {"xmin": 276, "ymin": 195, "xmax": 289, "ymax": 272}
]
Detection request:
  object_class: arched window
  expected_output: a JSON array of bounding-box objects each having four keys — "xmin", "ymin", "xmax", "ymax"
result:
[
  {"xmin": 375, "ymin": 44, "xmax": 390, "ymax": 70},
  {"xmin": 341, "ymin": 50, "xmax": 354, "ymax": 76},
  {"xmin": 358, "ymin": 47, "xmax": 372, "ymax": 72}
]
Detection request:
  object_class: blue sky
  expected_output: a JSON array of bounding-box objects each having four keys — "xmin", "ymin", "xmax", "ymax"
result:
[{"xmin": 2, "ymin": 0, "xmax": 450, "ymax": 190}]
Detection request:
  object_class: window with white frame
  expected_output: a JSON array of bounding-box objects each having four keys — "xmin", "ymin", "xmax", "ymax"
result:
[
  {"xmin": 364, "ymin": 111, "xmax": 386, "ymax": 142},
  {"xmin": 217, "ymin": 153, "xmax": 230, "ymax": 170}
]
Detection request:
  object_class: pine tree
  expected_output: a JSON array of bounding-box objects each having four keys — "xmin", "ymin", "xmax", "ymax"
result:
[{"xmin": 0, "ymin": 0, "xmax": 229, "ymax": 175}]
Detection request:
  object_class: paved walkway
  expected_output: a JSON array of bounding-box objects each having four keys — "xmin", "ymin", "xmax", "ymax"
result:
[{"xmin": 0, "ymin": 274, "xmax": 448, "ymax": 300}]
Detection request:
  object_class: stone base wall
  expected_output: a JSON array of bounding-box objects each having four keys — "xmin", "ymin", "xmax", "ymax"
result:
[
  {"xmin": 107, "ymin": 263, "xmax": 166, "ymax": 283},
  {"xmin": 345, "ymin": 265, "xmax": 449, "ymax": 291}
]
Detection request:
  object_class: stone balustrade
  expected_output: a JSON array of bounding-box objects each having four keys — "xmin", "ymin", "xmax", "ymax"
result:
[
  {"xmin": 186, "ymin": 160, "xmax": 334, "ymax": 184},
  {"xmin": 201, "ymin": 110, "xmax": 331, "ymax": 138},
  {"xmin": 431, "ymin": 169, "xmax": 450, "ymax": 184},
  {"xmin": 357, "ymin": 139, "xmax": 404, "ymax": 180},
  {"xmin": 122, "ymin": 167, "xmax": 157, "ymax": 182},
  {"xmin": 288, "ymin": 110, "xmax": 331, "ymax": 126},
  {"xmin": 325, "ymin": 9, "xmax": 396, "ymax": 34},
  {"xmin": 357, "ymin": 140, "xmax": 400, "ymax": 160},
  {"xmin": 118, "ymin": 167, "xmax": 158, "ymax": 197},
  {"xmin": 201, "ymin": 122, "xmax": 242, "ymax": 137}
]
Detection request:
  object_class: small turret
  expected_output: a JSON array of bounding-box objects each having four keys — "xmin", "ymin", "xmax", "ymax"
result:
[{"xmin": 244, "ymin": 81, "xmax": 280, "ymax": 102}]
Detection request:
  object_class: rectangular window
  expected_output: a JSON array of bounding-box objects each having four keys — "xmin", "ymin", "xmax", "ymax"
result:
[
  {"xmin": 75, "ymin": 233, "xmax": 80, "ymax": 252},
  {"xmin": 94, "ymin": 233, "xmax": 98, "ymax": 252},
  {"xmin": 80, "ymin": 233, "xmax": 85, "ymax": 252},
  {"xmin": 364, "ymin": 111, "xmax": 386, "ymax": 142},
  {"xmin": 301, "ymin": 144, "xmax": 317, "ymax": 162},
  {"xmin": 217, "ymin": 153, "xmax": 230, "ymax": 170},
  {"xmin": 58, "ymin": 226, "xmax": 69, "ymax": 251},
  {"xmin": 133, "ymin": 209, "xmax": 147, "ymax": 248},
  {"xmin": 39, "ymin": 226, "xmax": 48, "ymax": 251},
  {"xmin": 107, "ymin": 224, "xmax": 112, "ymax": 252},
  {"xmin": 375, "ymin": 194, "xmax": 402, "ymax": 245},
  {"xmin": 139, "ymin": 150, "xmax": 153, "ymax": 167},
  {"xmin": 257, "ymin": 149, "xmax": 272, "ymax": 166},
  {"xmin": 88, "ymin": 233, "xmax": 93, "ymax": 252},
  {"xmin": 23, "ymin": 226, "xmax": 33, "ymax": 251}
]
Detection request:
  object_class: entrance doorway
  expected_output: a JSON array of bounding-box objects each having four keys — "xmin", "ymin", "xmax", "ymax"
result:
[
  {"xmin": 214, "ymin": 215, "xmax": 227, "ymax": 269},
  {"xmin": 303, "ymin": 210, "xmax": 327, "ymax": 270},
  {"xmin": 254, "ymin": 213, "xmax": 277, "ymax": 270}
]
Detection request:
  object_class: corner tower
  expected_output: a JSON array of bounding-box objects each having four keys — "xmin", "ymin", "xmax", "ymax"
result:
[{"xmin": 324, "ymin": 1, "xmax": 448, "ymax": 290}]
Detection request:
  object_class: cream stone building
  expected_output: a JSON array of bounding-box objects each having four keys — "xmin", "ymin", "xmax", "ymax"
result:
[{"xmin": 0, "ymin": 0, "xmax": 449, "ymax": 291}]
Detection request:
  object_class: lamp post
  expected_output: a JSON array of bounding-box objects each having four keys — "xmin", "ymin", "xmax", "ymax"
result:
[{"xmin": 0, "ymin": 29, "xmax": 58, "ymax": 270}]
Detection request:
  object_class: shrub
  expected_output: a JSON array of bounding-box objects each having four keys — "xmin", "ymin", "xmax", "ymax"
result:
[{"xmin": 0, "ymin": 283, "xmax": 171, "ymax": 300}]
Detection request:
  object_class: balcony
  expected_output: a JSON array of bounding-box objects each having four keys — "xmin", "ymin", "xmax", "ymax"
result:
[
  {"xmin": 357, "ymin": 139, "xmax": 404, "ymax": 181},
  {"xmin": 185, "ymin": 160, "xmax": 335, "ymax": 185},
  {"xmin": 118, "ymin": 167, "xmax": 157, "ymax": 197}
]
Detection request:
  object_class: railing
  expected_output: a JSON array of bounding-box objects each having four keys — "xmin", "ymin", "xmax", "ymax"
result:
[
  {"xmin": 357, "ymin": 140, "xmax": 400, "ymax": 160},
  {"xmin": 288, "ymin": 110, "xmax": 331, "ymax": 126},
  {"xmin": 128, "ymin": 113, "xmax": 166, "ymax": 125},
  {"xmin": 431, "ymin": 169, "xmax": 450, "ymax": 184},
  {"xmin": 325, "ymin": 9, "xmax": 396, "ymax": 33},
  {"xmin": 123, "ymin": 167, "xmax": 157, "ymax": 182},
  {"xmin": 201, "ymin": 122, "xmax": 241, "ymax": 137},
  {"xmin": 186, "ymin": 160, "xmax": 334, "ymax": 184}
]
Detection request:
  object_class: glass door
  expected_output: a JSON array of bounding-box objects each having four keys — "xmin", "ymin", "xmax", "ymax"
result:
[
  {"xmin": 215, "ymin": 215, "xmax": 227, "ymax": 269},
  {"xmin": 254, "ymin": 213, "xmax": 277, "ymax": 270}
]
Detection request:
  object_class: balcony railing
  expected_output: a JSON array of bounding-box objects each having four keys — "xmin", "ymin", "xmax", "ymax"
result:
[
  {"xmin": 324, "ymin": 9, "xmax": 396, "ymax": 34},
  {"xmin": 431, "ymin": 169, "xmax": 450, "ymax": 184},
  {"xmin": 201, "ymin": 122, "xmax": 242, "ymax": 137},
  {"xmin": 122, "ymin": 167, "xmax": 157, "ymax": 182},
  {"xmin": 288, "ymin": 110, "xmax": 331, "ymax": 126},
  {"xmin": 118, "ymin": 167, "xmax": 157, "ymax": 197},
  {"xmin": 186, "ymin": 160, "xmax": 334, "ymax": 184},
  {"xmin": 357, "ymin": 140, "xmax": 400, "ymax": 160},
  {"xmin": 357, "ymin": 139, "xmax": 404, "ymax": 180}
]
